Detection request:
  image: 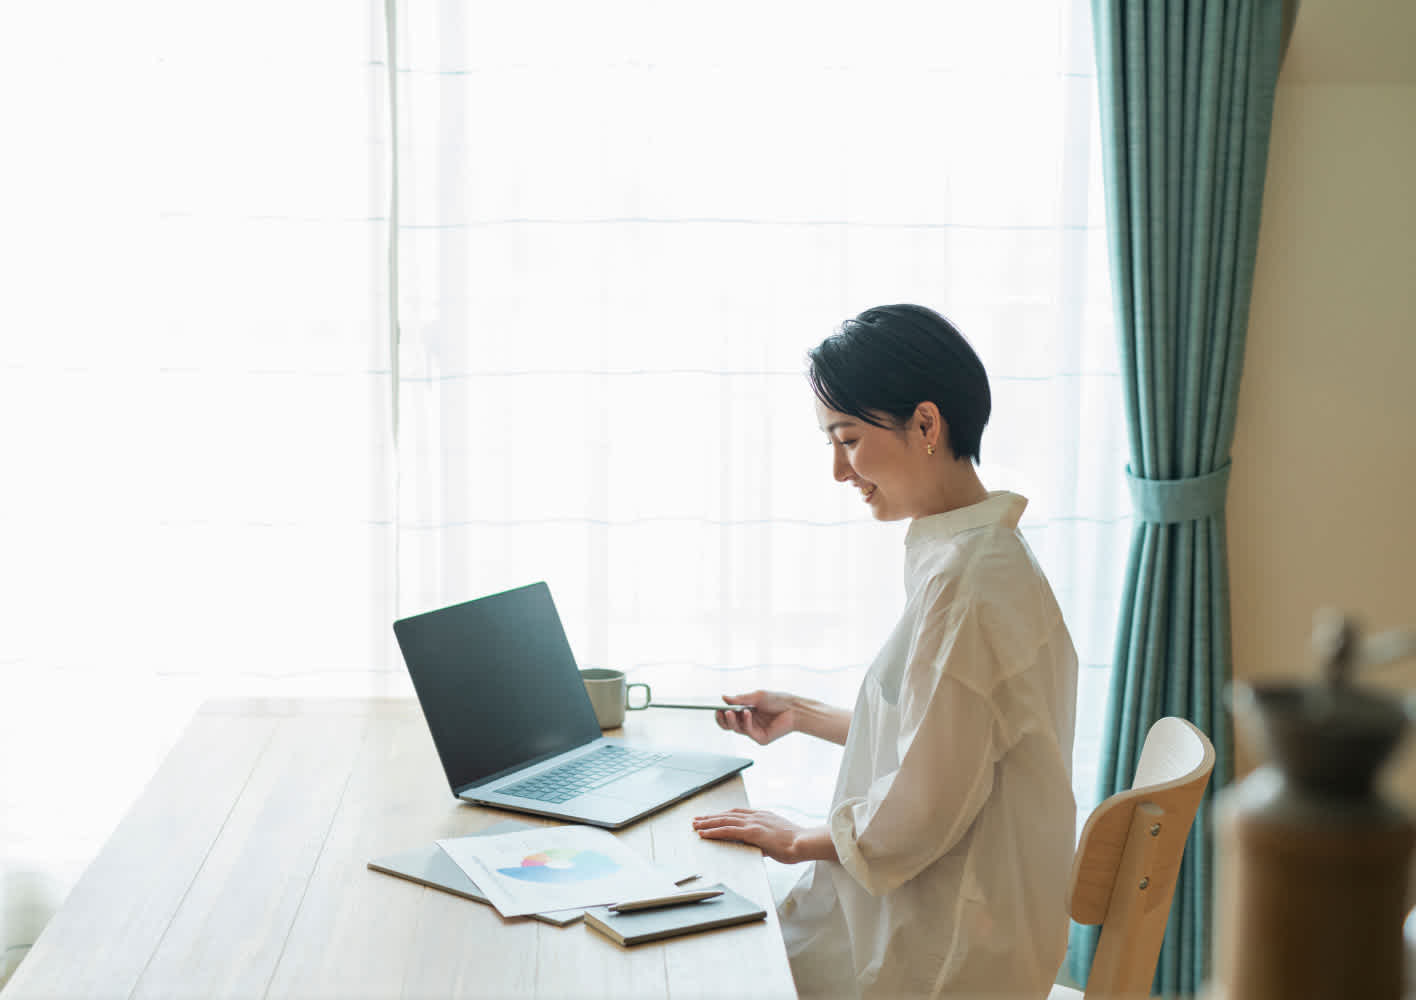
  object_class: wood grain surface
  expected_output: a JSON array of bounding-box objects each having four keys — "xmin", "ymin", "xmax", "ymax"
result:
[{"xmin": 4, "ymin": 698, "xmax": 795, "ymax": 999}]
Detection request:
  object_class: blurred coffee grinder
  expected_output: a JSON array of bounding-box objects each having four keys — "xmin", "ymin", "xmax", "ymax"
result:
[{"xmin": 1216, "ymin": 611, "xmax": 1416, "ymax": 1000}]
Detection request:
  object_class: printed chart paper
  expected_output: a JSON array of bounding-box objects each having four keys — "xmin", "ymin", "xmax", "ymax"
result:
[{"xmin": 436, "ymin": 825, "xmax": 678, "ymax": 917}]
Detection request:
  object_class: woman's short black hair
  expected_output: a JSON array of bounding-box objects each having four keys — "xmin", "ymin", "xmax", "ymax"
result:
[{"xmin": 806, "ymin": 303, "xmax": 991, "ymax": 463}]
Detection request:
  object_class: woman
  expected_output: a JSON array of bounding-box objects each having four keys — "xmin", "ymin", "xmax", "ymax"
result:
[{"xmin": 693, "ymin": 304, "xmax": 1077, "ymax": 999}]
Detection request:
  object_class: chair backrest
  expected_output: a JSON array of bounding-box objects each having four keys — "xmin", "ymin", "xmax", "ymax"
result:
[{"xmin": 1068, "ymin": 717, "xmax": 1216, "ymax": 998}]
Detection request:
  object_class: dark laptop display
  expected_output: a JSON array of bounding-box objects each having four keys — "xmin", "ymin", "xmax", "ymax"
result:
[{"xmin": 394, "ymin": 582, "xmax": 602, "ymax": 791}]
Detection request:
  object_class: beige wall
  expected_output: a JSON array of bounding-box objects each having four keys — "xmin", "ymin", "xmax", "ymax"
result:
[{"xmin": 1230, "ymin": 0, "xmax": 1416, "ymax": 781}]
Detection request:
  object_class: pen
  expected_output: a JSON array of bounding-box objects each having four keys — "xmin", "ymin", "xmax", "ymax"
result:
[{"xmin": 607, "ymin": 889, "xmax": 724, "ymax": 913}]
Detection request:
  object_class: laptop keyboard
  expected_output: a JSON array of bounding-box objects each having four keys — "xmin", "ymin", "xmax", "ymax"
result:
[{"xmin": 500, "ymin": 744, "xmax": 671, "ymax": 804}]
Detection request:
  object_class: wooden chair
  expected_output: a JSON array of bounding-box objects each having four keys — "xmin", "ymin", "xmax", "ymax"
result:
[{"xmin": 1049, "ymin": 717, "xmax": 1217, "ymax": 999}]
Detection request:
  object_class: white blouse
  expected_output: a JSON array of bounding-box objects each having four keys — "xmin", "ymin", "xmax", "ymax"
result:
[{"xmin": 780, "ymin": 492, "xmax": 1078, "ymax": 999}]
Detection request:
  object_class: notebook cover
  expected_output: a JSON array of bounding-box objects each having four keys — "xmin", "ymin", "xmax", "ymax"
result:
[
  {"xmin": 583, "ymin": 883, "xmax": 766, "ymax": 946},
  {"xmin": 367, "ymin": 820, "xmax": 585, "ymax": 926}
]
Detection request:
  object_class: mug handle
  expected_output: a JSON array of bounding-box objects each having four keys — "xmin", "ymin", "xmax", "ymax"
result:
[{"xmin": 626, "ymin": 682, "xmax": 652, "ymax": 710}]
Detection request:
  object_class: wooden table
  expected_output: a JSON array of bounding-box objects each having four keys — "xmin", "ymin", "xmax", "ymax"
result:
[{"xmin": 5, "ymin": 698, "xmax": 796, "ymax": 999}]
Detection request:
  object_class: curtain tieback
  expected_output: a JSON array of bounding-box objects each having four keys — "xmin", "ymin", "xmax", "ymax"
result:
[{"xmin": 1126, "ymin": 462, "xmax": 1231, "ymax": 523}]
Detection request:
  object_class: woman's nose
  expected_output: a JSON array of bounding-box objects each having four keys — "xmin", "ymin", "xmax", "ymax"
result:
[{"xmin": 832, "ymin": 447, "xmax": 852, "ymax": 482}]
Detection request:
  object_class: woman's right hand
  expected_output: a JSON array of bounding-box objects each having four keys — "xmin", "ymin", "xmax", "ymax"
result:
[{"xmin": 715, "ymin": 690, "xmax": 798, "ymax": 745}]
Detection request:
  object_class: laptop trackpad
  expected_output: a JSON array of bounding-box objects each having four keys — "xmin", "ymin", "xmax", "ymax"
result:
[{"xmin": 598, "ymin": 766, "xmax": 696, "ymax": 803}]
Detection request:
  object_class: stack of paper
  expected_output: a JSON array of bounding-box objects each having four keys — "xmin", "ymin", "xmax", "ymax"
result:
[
  {"xmin": 370, "ymin": 820, "xmax": 767, "ymax": 945},
  {"xmin": 367, "ymin": 820, "xmax": 585, "ymax": 925},
  {"xmin": 435, "ymin": 824, "xmax": 680, "ymax": 918}
]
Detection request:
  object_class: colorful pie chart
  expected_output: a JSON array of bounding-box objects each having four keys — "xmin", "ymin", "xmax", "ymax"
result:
[{"xmin": 497, "ymin": 847, "xmax": 621, "ymax": 883}]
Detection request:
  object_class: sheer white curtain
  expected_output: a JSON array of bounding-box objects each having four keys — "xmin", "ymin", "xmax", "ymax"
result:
[
  {"xmin": 392, "ymin": 0, "xmax": 1129, "ymax": 825},
  {"xmin": 0, "ymin": 0, "xmax": 1128, "ymax": 980},
  {"xmin": 0, "ymin": 1, "xmax": 395, "ymax": 979}
]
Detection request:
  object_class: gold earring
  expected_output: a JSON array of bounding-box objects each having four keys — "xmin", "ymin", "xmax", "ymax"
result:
[{"xmin": 926, "ymin": 444, "xmax": 935, "ymax": 456}]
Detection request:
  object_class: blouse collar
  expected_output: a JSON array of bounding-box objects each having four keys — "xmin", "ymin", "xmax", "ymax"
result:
[{"xmin": 904, "ymin": 491, "xmax": 1028, "ymax": 552}]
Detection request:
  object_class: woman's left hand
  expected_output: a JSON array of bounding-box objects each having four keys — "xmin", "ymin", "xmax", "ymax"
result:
[{"xmin": 691, "ymin": 808, "xmax": 805, "ymax": 863}]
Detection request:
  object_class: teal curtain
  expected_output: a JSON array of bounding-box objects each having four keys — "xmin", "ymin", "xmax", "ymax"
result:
[{"xmin": 1068, "ymin": 1, "xmax": 1285, "ymax": 996}]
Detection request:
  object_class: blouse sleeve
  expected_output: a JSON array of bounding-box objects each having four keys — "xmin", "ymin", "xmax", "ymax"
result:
[{"xmin": 828, "ymin": 589, "xmax": 1010, "ymax": 896}]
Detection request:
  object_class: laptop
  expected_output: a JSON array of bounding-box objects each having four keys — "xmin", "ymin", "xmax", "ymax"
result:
[{"xmin": 393, "ymin": 581, "xmax": 752, "ymax": 828}]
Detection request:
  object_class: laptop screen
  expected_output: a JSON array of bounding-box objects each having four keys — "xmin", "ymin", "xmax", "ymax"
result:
[{"xmin": 393, "ymin": 582, "xmax": 603, "ymax": 792}]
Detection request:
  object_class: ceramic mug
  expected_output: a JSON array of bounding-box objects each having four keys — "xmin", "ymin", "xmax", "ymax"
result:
[{"xmin": 579, "ymin": 668, "xmax": 651, "ymax": 729}]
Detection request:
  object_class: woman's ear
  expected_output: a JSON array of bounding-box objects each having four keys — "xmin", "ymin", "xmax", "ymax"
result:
[{"xmin": 914, "ymin": 402, "xmax": 948, "ymax": 454}]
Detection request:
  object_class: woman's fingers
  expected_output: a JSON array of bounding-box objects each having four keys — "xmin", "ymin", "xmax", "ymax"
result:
[
  {"xmin": 717, "ymin": 694, "xmax": 756, "ymax": 727},
  {"xmin": 694, "ymin": 808, "xmax": 753, "ymax": 817},
  {"xmin": 716, "ymin": 708, "xmax": 768, "ymax": 743},
  {"xmin": 695, "ymin": 824, "xmax": 750, "ymax": 843},
  {"xmin": 691, "ymin": 809, "xmax": 799, "ymax": 863},
  {"xmin": 715, "ymin": 708, "xmax": 748, "ymax": 733},
  {"xmin": 693, "ymin": 809, "xmax": 766, "ymax": 834},
  {"xmin": 692, "ymin": 817, "xmax": 756, "ymax": 840}
]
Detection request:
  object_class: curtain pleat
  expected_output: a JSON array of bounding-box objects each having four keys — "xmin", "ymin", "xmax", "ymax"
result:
[{"xmin": 1070, "ymin": 1, "xmax": 1283, "ymax": 994}]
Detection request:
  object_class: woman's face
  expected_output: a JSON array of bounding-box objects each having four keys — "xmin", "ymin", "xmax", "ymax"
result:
[{"xmin": 815, "ymin": 400, "xmax": 929, "ymax": 522}]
